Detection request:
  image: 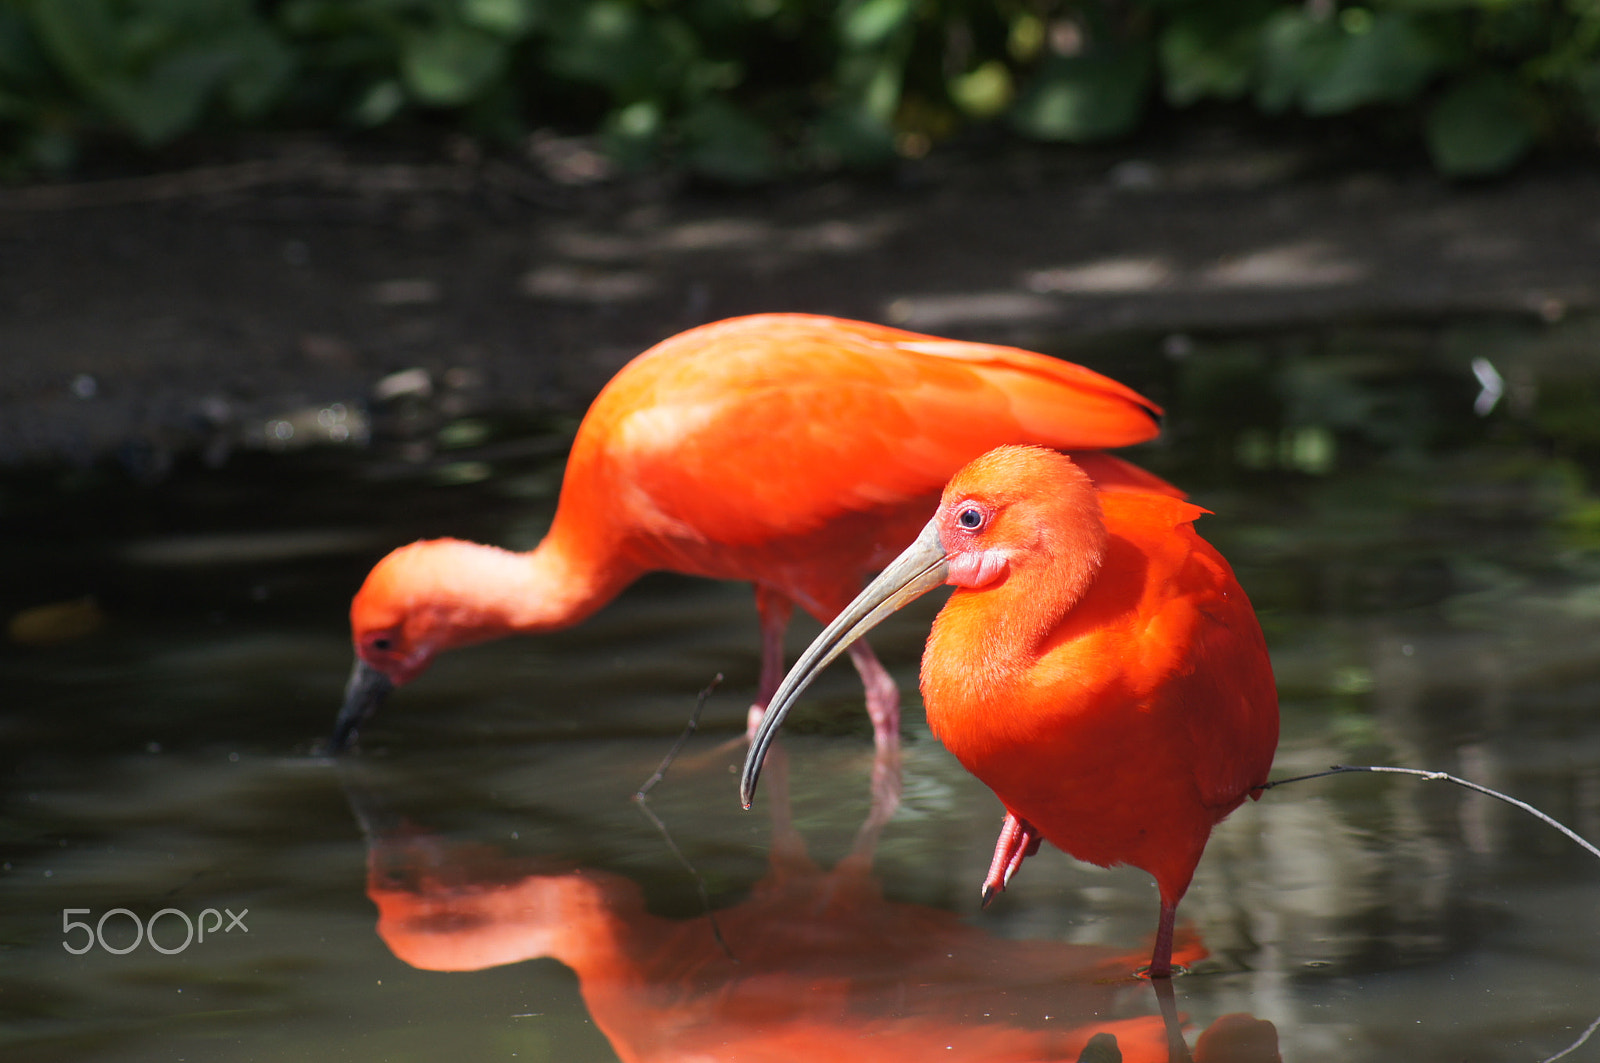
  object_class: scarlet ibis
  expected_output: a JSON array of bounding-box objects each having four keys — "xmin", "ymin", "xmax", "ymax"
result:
[
  {"xmin": 334, "ymin": 314, "xmax": 1173, "ymax": 751},
  {"xmin": 742, "ymin": 445, "xmax": 1279, "ymax": 978}
]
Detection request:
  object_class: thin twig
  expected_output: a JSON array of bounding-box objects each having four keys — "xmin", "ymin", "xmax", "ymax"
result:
[
  {"xmin": 631, "ymin": 674, "xmax": 735, "ymax": 962},
  {"xmin": 1262, "ymin": 764, "xmax": 1600, "ymax": 862},
  {"xmin": 635, "ymin": 673, "xmax": 719, "ymax": 800},
  {"xmin": 1269, "ymin": 764, "xmax": 1600, "ymax": 1063},
  {"xmin": 1540, "ymin": 1010, "xmax": 1600, "ymax": 1063}
]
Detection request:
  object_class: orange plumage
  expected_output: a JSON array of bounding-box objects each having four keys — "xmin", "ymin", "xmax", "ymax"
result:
[
  {"xmin": 743, "ymin": 445, "xmax": 1279, "ymax": 977},
  {"xmin": 334, "ymin": 314, "xmax": 1175, "ymax": 751},
  {"xmin": 358, "ymin": 795, "xmax": 1257, "ymax": 1062}
]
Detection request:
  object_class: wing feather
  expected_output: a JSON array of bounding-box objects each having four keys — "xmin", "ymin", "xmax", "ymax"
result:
[
  {"xmin": 577, "ymin": 314, "xmax": 1163, "ymax": 546},
  {"xmin": 1104, "ymin": 494, "xmax": 1279, "ymax": 809}
]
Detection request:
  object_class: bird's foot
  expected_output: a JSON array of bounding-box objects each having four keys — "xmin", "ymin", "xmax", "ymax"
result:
[{"xmin": 980, "ymin": 813, "xmax": 1042, "ymax": 908}]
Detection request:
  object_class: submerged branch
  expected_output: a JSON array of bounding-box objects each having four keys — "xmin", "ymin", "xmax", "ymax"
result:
[
  {"xmin": 632, "ymin": 674, "xmax": 735, "ymax": 962},
  {"xmin": 1263, "ymin": 764, "xmax": 1600, "ymax": 862}
]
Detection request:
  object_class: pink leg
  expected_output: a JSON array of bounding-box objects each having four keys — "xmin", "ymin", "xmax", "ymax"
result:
[
  {"xmin": 843, "ymin": 639, "xmax": 903, "ymax": 843},
  {"xmin": 980, "ymin": 812, "xmax": 1042, "ymax": 907},
  {"xmin": 845, "ymin": 639, "xmax": 901, "ymax": 752},
  {"xmin": 747, "ymin": 587, "xmax": 794, "ymax": 739},
  {"xmin": 1146, "ymin": 898, "xmax": 1178, "ymax": 979},
  {"xmin": 747, "ymin": 588, "xmax": 904, "ymax": 842},
  {"xmin": 751, "ymin": 587, "xmax": 900, "ymax": 753}
]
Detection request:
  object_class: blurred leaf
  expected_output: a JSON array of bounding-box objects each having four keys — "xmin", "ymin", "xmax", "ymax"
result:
[
  {"xmin": 602, "ymin": 98, "xmax": 661, "ymax": 169},
  {"xmin": 222, "ymin": 27, "xmax": 294, "ymax": 117},
  {"xmin": 1011, "ymin": 45, "xmax": 1153, "ymax": 143},
  {"xmin": 1256, "ymin": 8, "xmax": 1342, "ymax": 113},
  {"xmin": 806, "ymin": 99, "xmax": 895, "ymax": 167},
  {"xmin": 550, "ymin": 0, "xmax": 642, "ymax": 82},
  {"xmin": 1008, "ymin": 13, "xmax": 1044, "ymax": 63},
  {"xmin": 1379, "ymin": 0, "xmax": 1507, "ymax": 8},
  {"xmin": 1425, "ymin": 72, "xmax": 1535, "ymax": 176},
  {"xmin": 1256, "ymin": 7, "xmax": 1448, "ymax": 115},
  {"xmin": 839, "ymin": 0, "xmax": 912, "ymax": 50},
  {"xmin": 684, "ymin": 57, "xmax": 743, "ymax": 95},
  {"xmin": 120, "ymin": 47, "xmax": 237, "ymax": 142},
  {"xmin": 1302, "ymin": 10, "xmax": 1445, "ymax": 114},
  {"xmin": 462, "ymin": 0, "xmax": 536, "ymax": 38},
  {"xmin": 845, "ymin": 48, "xmax": 905, "ymax": 123},
  {"xmin": 0, "ymin": 0, "xmax": 1594, "ymax": 180},
  {"xmin": 21, "ymin": 126, "xmax": 78, "ymax": 171},
  {"xmin": 679, "ymin": 96, "xmax": 777, "ymax": 182},
  {"xmin": 352, "ymin": 77, "xmax": 405, "ymax": 125},
  {"xmin": 28, "ymin": 0, "xmax": 121, "ymax": 94},
  {"xmin": 613, "ymin": 98, "xmax": 660, "ymax": 137},
  {"xmin": 949, "ymin": 59, "xmax": 1013, "ymax": 118},
  {"xmin": 0, "ymin": 6, "xmax": 49, "ymax": 85},
  {"xmin": 1575, "ymin": 61, "xmax": 1600, "ymax": 124},
  {"xmin": 400, "ymin": 22, "xmax": 505, "ymax": 106},
  {"xmin": 548, "ymin": 2, "xmax": 697, "ymax": 98},
  {"xmin": 24, "ymin": 0, "xmax": 291, "ymax": 142},
  {"xmin": 1159, "ymin": 9, "xmax": 1263, "ymax": 106},
  {"xmin": 277, "ymin": 0, "xmax": 355, "ymax": 35}
]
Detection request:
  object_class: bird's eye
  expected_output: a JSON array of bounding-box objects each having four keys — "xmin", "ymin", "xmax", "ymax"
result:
[
  {"xmin": 370, "ymin": 636, "xmax": 394, "ymax": 652},
  {"xmin": 957, "ymin": 506, "xmax": 984, "ymax": 530}
]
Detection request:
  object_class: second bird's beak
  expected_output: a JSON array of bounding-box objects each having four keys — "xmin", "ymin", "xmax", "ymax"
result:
[
  {"xmin": 740, "ymin": 518, "xmax": 950, "ymax": 808},
  {"xmin": 329, "ymin": 659, "xmax": 395, "ymax": 753}
]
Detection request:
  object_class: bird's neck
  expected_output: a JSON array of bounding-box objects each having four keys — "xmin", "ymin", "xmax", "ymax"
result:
[
  {"xmin": 530, "ymin": 873, "xmax": 654, "ymax": 981},
  {"xmin": 371, "ymin": 862, "xmax": 652, "ymax": 981},
  {"xmin": 921, "ymin": 544, "xmax": 1106, "ymax": 758},
  {"xmin": 515, "ymin": 531, "xmax": 640, "ymax": 632},
  {"xmin": 422, "ymin": 533, "xmax": 640, "ymax": 651},
  {"xmin": 931, "ymin": 569, "xmax": 1075, "ymax": 686}
]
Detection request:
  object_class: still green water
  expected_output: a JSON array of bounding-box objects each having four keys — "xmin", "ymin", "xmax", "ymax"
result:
[{"xmin": 4, "ymin": 315, "xmax": 1600, "ymax": 1061}]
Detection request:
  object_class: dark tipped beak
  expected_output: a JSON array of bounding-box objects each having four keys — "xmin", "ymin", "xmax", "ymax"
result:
[
  {"xmin": 329, "ymin": 659, "xmax": 394, "ymax": 753},
  {"xmin": 740, "ymin": 518, "xmax": 949, "ymax": 809}
]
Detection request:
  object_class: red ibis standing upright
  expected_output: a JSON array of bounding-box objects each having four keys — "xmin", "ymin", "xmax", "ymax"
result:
[{"xmin": 742, "ymin": 445, "xmax": 1279, "ymax": 978}]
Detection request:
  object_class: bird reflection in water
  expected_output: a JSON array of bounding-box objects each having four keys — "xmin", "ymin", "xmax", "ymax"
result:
[{"xmin": 345, "ymin": 758, "xmax": 1279, "ymax": 1063}]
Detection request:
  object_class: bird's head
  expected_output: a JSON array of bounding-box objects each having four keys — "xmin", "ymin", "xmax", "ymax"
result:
[
  {"xmin": 741, "ymin": 445, "xmax": 1105, "ymax": 805},
  {"xmin": 331, "ymin": 539, "xmax": 482, "ymax": 752},
  {"xmin": 933, "ymin": 445, "xmax": 1106, "ymax": 600}
]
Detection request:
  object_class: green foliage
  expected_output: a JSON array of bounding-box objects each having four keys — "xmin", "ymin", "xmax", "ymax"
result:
[
  {"xmin": 0, "ymin": 0, "xmax": 291, "ymax": 171},
  {"xmin": 0, "ymin": 0, "xmax": 1597, "ymax": 181},
  {"xmin": 1161, "ymin": 4, "xmax": 1268, "ymax": 106},
  {"xmin": 680, "ymin": 95, "xmax": 778, "ymax": 182},
  {"xmin": 1257, "ymin": 7, "xmax": 1450, "ymax": 115},
  {"xmin": 1012, "ymin": 45, "xmax": 1154, "ymax": 142},
  {"xmin": 1426, "ymin": 70, "xmax": 1537, "ymax": 174}
]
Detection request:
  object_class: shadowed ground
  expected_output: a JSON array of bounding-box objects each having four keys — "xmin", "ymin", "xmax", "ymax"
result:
[{"xmin": 2, "ymin": 126, "xmax": 1596, "ymax": 469}]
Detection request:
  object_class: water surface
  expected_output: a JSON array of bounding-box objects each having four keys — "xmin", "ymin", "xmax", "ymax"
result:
[{"xmin": 5, "ymin": 315, "xmax": 1600, "ymax": 1061}]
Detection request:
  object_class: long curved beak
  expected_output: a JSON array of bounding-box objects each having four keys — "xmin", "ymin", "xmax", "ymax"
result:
[
  {"xmin": 329, "ymin": 659, "xmax": 395, "ymax": 753},
  {"xmin": 740, "ymin": 518, "xmax": 949, "ymax": 809}
]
